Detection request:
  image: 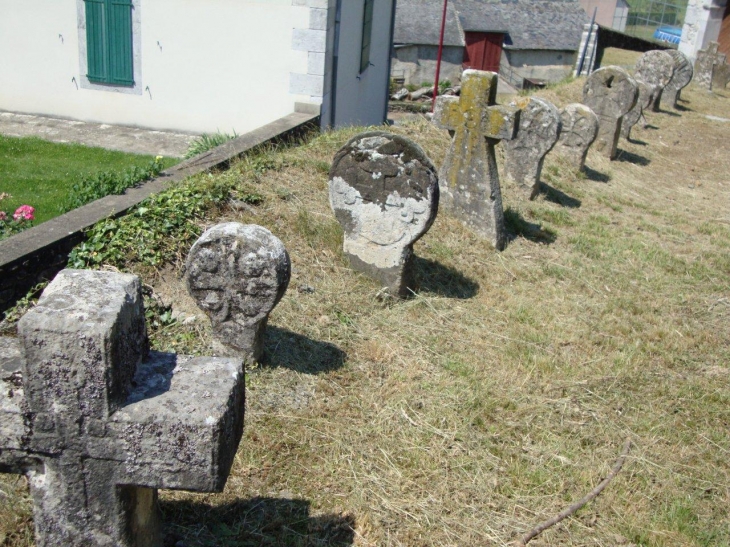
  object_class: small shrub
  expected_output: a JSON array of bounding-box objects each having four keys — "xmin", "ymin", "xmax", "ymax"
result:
[
  {"xmin": 68, "ymin": 176, "xmax": 235, "ymax": 271},
  {"xmin": 60, "ymin": 157, "xmax": 165, "ymax": 213},
  {"xmin": 185, "ymin": 131, "xmax": 238, "ymax": 159},
  {"xmin": 0, "ymin": 194, "xmax": 35, "ymax": 240}
]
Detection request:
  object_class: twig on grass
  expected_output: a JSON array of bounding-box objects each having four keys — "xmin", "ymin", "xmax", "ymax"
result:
[{"xmin": 512, "ymin": 438, "xmax": 632, "ymax": 546}]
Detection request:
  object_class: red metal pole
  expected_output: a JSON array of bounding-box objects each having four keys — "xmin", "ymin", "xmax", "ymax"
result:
[{"xmin": 432, "ymin": 0, "xmax": 449, "ymax": 112}]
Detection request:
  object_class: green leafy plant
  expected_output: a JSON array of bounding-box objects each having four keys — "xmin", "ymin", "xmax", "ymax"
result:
[
  {"xmin": 185, "ymin": 131, "xmax": 238, "ymax": 159},
  {"xmin": 68, "ymin": 177, "xmax": 237, "ymax": 271},
  {"xmin": 60, "ymin": 157, "xmax": 165, "ymax": 213}
]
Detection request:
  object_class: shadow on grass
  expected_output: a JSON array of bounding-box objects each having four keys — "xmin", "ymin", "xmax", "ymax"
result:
[
  {"xmin": 504, "ymin": 207, "xmax": 557, "ymax": 245},
  {"xmin": 540, "ymin": 183, "xmax": 581, "ymax": 208},
  {"xmin": 263, "ymin": 327, "xmax": 345, "ymax": 374},
  {"xmin": 675, "ymin": 103, "xmax": 692, "ymax": 112},
  {"xmin": 660, "ymin": 109, "xmax": 681, "ymax": 117},
  {"xmin": 627, "ymin": 137, "xmax": 648, "ymax": 146},
  {"xmin": 162, "ymin": 497, "xmax": 355, "ymax": 547},
  {"xmin": 615, "ymin": 149, "xmax": 651, "ymax": 166},
  {"xmin": 583, "ymin": 166, "xmax": 611, "ymax": 183},
  {"xmin": 413, "ymin": 256, "xmax": 479, "ymax": 299}
]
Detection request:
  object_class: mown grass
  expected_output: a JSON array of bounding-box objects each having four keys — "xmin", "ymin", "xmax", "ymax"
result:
[
  {"xmin": 1, "ymin": 79, "xmax": 729, "ymax": 546},
  {"xmin": 0, "ymin": 135, "xmax": 176, "ymax": 224}
]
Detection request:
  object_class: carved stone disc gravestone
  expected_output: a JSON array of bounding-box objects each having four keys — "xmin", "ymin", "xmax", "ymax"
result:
[
  {"xmin": 621, "ymin": 80, "xmax": 653, "ymax": 139},
  {"xmin": 0, "ymin": 269, "xmax": 245, "ymax": 547},
  {"xmin": 554, "ymin": 103, "xmax": 599, "ymax": 171},
  {"xmin": 633, "ymin": 50, "xmax": 675, "ymax": 111},
  {"xmin": 433, "ymin": 69, "xmax": 519, "ymax": 250},
  {"xmin": 661, "ymin": 50, "xmax": 693, "ymax": 109},
  {"xmin": 329, "ymin": 131, "xmax": 438, "ymax": 297},
  {"xmin": 186, "ymin": 223, "xmax": 290, "ymax": 362},
  {"xmin": 502, "ymin": 97, "xmax": 561, "ymax": 199},
  {"xmin": 582, "ymin": 66, "xmax": 638, "ymax": 160},
  {"xmin": 695, "ymin": 41, "xmax": 726, "ymax": 90}
]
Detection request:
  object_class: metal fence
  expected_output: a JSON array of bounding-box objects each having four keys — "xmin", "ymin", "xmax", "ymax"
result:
[{"xmin": 620, "ymin": 0, "xmax": 689, "ymax": 47}]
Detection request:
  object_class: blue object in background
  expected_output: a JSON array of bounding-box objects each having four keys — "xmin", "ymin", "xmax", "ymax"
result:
[{"xmin": 653, "ymin": 26, "xmax": 682, "ymax": 45}]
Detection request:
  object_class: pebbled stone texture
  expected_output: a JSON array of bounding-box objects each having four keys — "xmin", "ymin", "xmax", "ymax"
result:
[
  {"xmin": 502, "ymin": 97, "xmax": 561, "ymax": 200},
  {"xmin": 329, "ymin": 131, "xmax": 439, "ymax": 297},
  {"xmin": 582, "ymin": 66, "xmax": 638, "ymax": 160},
  {"xmin": 621, "ymin": 80, "xmax": 653, "ymax": 140},
  {"xmin": 633, "ymin": 50, "xmax": 675, "ymax": 112},
  {"xmin": 554, "ymin": 103, "xmax": 599, "ymax": 171},
  {"xmin": 433, "ymin": 69, "xmax": 519, "ymax": 250},
  {"xmin": 186, "ymin": 223, "xmax": 290, "ymax": 362},
  {"xmin": 0, "ymin": 269, "xmax": 245, "ymax": 547},
  {"xmin": 661, "ymin": 50, "xmax": 693, "ymax": 109}
]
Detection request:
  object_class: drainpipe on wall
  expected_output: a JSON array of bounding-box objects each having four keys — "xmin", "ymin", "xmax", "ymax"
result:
[
  {"xmin": 383, "ymin": 0, "xmax": 398, "ymax": 123},
  {"xmin": 330, "ymin": 0, "xmax": 343, "ymax": 128}
]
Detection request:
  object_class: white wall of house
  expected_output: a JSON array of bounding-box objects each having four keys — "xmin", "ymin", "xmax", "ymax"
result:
[
  {"xmin": 680, "ymin": 0, "xmax": 729, "ymax": 61},
  {"xmin": 330, "ymin": 0, "xmax": 394, "ymax": 127},
  {"xmin": 0, "ymin": 0, "xmax": 317, "ymax": 135}
]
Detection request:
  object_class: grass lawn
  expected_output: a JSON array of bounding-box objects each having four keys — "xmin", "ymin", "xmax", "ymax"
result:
[
  {"xmin": 1, "ymin": 81, "xmax": 730, "ymax": 546},
  {"xmin": 0, "ymin": 135, "xmax": 177, "ymax": 224}
]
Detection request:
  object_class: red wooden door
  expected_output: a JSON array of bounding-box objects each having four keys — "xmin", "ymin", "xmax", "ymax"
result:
[
  {"xmin": 463, "ymin": 32, "xmax": 504, "ymax": 72},
  {"xmin": 719, "ymin": 3, "xmax": 730, "ymax": 58}
]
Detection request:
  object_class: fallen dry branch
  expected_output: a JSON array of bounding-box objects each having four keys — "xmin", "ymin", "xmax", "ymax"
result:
[{"xmin": 513, "ymin": 438, "xmax": 633, "ymax": 546}]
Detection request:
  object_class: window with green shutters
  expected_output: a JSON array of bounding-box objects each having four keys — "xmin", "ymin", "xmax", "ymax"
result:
[
  {"xmin": 84, "ymin": 0, "xmax": 134, "ymax": 86},
  {"xmin": 360, "ymin": 0, "xmax": 374, "ymax": 73}
]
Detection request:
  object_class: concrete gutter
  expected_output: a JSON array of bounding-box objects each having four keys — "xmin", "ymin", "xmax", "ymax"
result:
[{"xmin": 0, "ymin": 112, "xmax": 319, "ymax": 313}]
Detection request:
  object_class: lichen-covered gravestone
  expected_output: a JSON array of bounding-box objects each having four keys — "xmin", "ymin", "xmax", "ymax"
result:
[
  {"xmin": 329, "ymin": 132, "xmax": 439, "ymax": 297},
  {"xmin": 694, "ymin": 41, "xmax": 726, "ymax": 90},
  {"xmin": 186, "ymin": 223, "xmax": 290, "ymax": 362},
  {"xmin": 633, "ymin": 50, "xmax": 675, "ymax": 112},
  {"xmin": 433, "ymin": 69, "xmax": 519, "ymax": 250},
  {"xmin": 502, "ymin": 97, "xmax": 561, "ymax": 199},
  {"xmin": 0, "ymin": 269, "xmax": 245, "ymax": 547},
  {"xmin": 554, "ymin": 103, "xmax": 599, "ymax": 171},
  {"xmin": 582, "ymin": 66, "xmax": 638, "ymax": 160},
  {"xmin": 661, "ymin": 50, "xmax": 693, "ymax": 109},
  {"xmin": 621, "ymin": 80, "xmax": 653, "ymax": 139}
]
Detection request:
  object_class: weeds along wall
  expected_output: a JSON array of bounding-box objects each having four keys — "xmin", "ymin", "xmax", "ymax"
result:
[{"xmin": 0, "ymin": 0, "xmax": 313, "ymax": 134}]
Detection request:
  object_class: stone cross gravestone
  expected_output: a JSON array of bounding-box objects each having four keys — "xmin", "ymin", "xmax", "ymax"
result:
[
  {"xmin": 661, "ymin": 50, "xmax": 693, "ymax": 109},
  {"xmin": 502, "ymin": 97, "xmax": 561, "ymax": 200},
  {"xmin": 633, "ymin": 50, "xmax": 675, "ymax": 112},
  {"xmin": 582, "ymin": 66, "xmax": 638, "ymax": 160},
  {"xmin": 329, "ymin": 132, "xmax": 439, "ymax": 297},
  {"xmin": 695, "ymin": 41, "xmax": 727, "ymax": 90},
  {"xmin": 554, "ymin": 103, "xmax": 599, "ymax": 171},
  {"xmin": 186, "ymin": 223, "xmax": 290, "ymax": 362},
  {"xmin": 433, "ymin": 69, "xmax": 519, "ymax": 250},
  {"xmin": 621, "ymin": 80, "xmax": 653, "ymax": 139},
  {"xmin": 712, "ymin": 62, "xmax": 730, "ymax": 90},
  {"xmin": 0, "ymin": 269, "xmax": 245, "ymax": 547}
]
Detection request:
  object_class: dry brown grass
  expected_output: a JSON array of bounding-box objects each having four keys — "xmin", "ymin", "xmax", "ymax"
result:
[{"xmin": 2, "ymin": 78, "xmax": 730, "ymax": 546}]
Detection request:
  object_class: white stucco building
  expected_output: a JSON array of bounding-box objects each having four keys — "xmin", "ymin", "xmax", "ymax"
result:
[
  {"xmin": 679, "ymin": 0, "xmax": 730, "ymax": 61},
  {"xmin": 0, "ymin": 0, "xmax": 395, "ymax": 135}
]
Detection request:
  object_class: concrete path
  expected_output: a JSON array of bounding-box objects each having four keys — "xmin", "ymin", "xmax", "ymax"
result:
[{"xmin": 0, "ymin": 111, "xmax": 198, "ymax": 158}]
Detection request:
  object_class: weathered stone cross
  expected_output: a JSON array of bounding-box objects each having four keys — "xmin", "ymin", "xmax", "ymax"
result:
[
  {"xmin": 695, "ymin": 41, "xmax": 728, "ymax": 91},
  {"xmin": 433, "ymin": 69, "xmax": 519, "ymax": 250},
  {"xmin": 0, "ymin": 269, "xmax": 245, "ymax": 547}
]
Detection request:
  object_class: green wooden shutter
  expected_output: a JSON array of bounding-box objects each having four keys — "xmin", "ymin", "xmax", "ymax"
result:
[
  {"xmin": 85, "ymin": 0, "xmax": 134, "ymax": 86},
  {"xmin": 360, "ymin": 0, "xmax": 375, "ymax": 73},
  {"xmin": 85, "ymin": 0, "xmax": 108, "ymax": 82},
  {"xmin": 108, "ymin": 0, "xmax": 134, "ymax": 85}
]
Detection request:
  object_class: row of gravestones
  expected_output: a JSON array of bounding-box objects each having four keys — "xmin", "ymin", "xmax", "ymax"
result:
[{"xmin": 0, "ymin": 46, "xmax": 711, "ymax": 545}]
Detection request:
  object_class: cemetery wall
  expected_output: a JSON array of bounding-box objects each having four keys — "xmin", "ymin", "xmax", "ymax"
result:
[
  {"xmin": 391, "ymin": 45, "xmax": 465, "ymax": 87},
  {"xmin": 0, "ymin": 0, "xmax": 313, "ymax": 135},
  {"xmin": 504, "ymin": 50, "xmax": 577, "ymax": 82}
]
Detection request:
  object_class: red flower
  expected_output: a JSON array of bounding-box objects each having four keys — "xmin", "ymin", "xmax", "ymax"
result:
[{"xmin": 13, "ymin": 205, "xmax": 35, "ymax": 222}]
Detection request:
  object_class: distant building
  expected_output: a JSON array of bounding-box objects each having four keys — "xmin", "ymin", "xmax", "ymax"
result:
[
  {"xmin": 0, "ymin": 0, "xmax": 396, "ymax": 134},
  {"xmin": 391, "ymin": 0, "xmax": 590, "ymax": 88},
  {"xmin": 578, "ymin": 0, "xmax": 630, "ymax": 32}
]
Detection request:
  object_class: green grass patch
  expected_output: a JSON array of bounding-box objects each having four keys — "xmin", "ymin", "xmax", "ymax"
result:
[{"xmin": 0, "ymin": 135, "xmax": 176, "ymax": 224}]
